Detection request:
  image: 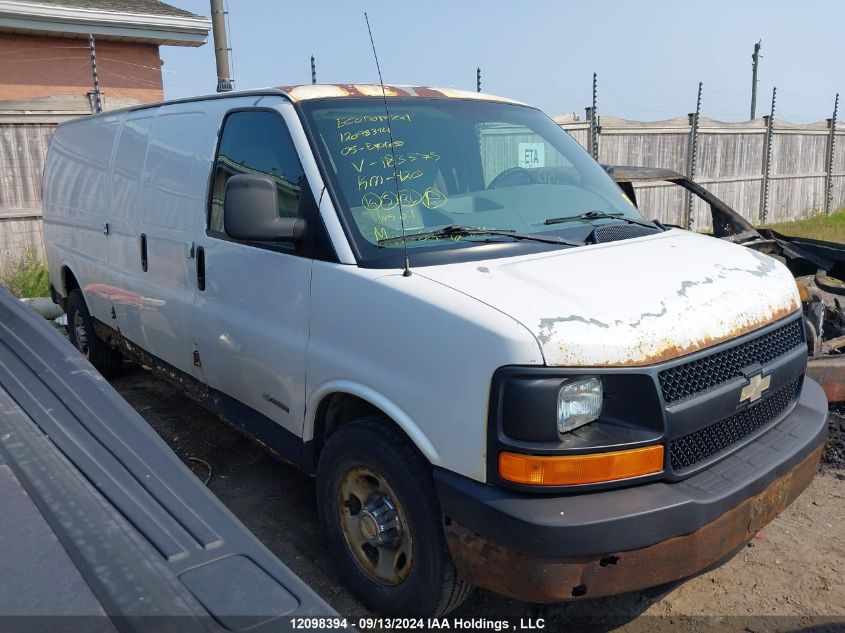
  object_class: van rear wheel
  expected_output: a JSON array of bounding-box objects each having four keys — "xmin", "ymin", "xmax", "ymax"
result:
[
  {"xmin": 316, "ymin": 416, "xmax": 473, "ymax": 616},
  {"xmin": 65, "ymin": 289, "xmax": 122, "ymax": 378}
]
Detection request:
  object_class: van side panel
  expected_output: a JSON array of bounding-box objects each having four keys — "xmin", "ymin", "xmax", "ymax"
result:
[
  {"xmin": 130, "ymin": 107, "xmax": 214, "ymax": 377},
  {"xmin": 43, "ymin": 115, "xmax": 121, "ymax": 319},
  {"xmin": 108, "ymin": 114, "xmax": 154, "ymax": 341}
]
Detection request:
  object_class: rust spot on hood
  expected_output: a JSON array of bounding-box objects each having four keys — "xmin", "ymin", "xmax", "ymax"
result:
[{"xmin": 588, "ymin": 302, "xmax": 801, "ymax": 367}]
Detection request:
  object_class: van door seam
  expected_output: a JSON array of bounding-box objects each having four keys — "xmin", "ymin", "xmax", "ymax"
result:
[{"xmin": 302, "ymin": 260, "xmax": 315, "ymax": 437}]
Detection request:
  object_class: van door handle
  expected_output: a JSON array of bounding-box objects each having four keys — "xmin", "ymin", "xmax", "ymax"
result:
[
  {"xmin": 140, "ymin": 233, "xmax": 148, "ymax": 272},
  {"xmin": 196, "ymin": 246, "xmax": 205, "ymax": 291},
  {"xmin": 103, "ymin": 222, "xmax": 110, "ymax": 236}
]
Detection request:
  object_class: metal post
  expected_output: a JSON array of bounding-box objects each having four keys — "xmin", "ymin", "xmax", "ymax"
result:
[
  {"xmin": 311, "ymin": 55, "xmax": 317, "ymax": 85},
  {"xmin": 760, "ymin": 86, "xmax": 776, "ymax": 223},
  {"xmin": 476, "ymin": 67, "xmax": 481, "ymax": 93},
  {"xmin": 88, "ymin": 34, "xmax": 102, "ymax": 114},
  {"xmin": 210, "ymin": 0, "xmax": 233, "ymax": 92},
  {"xmin": 589, "ymin": 72, "xmax": 599, "ymax": 160},
  {"xmin": 750, "ymin": 40, "xmax": 761, "ymax": 119},
  {"xmin": 825, "ymin": 93, "xmax": 839, "ymax": 214},
  {"xmin": 684, "ymin": 82, "xmax": 703, "ymax": 229}
]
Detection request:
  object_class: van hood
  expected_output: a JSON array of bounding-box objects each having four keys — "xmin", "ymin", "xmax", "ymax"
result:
[{"xmin": 415, "ymin": 229, "xmax": 801, "ymax": 367}]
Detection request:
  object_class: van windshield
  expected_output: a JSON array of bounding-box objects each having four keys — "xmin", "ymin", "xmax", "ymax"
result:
[{"xmin": 300, "ymin": 98, "xmax": 645, "ymax": 265}]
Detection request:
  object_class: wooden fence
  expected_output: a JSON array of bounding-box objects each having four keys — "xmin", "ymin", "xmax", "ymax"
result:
[
  {"xmin": 0, "ymin": 94, "xmax": 138, "ymax": 275},
  {"xmin": 559, "ymin": 115, "xmax": 844, "ymax": 229},
  {"xmin": 0, "ymin": 122, "xmax": 53, "ymax": 273}
]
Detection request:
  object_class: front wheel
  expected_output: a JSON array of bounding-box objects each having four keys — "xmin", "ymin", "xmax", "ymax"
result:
[{"xmin": 316, "ymin": 416, "xmax": 472, "ymax": 616}]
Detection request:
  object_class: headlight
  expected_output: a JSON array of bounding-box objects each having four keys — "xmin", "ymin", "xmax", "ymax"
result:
[{"xmin": 557, "ymin": 377, "xmax": 603, "ymax": 433}]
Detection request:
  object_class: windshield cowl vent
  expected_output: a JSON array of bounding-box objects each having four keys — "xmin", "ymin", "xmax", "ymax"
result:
[{"xmin": 590, "ymin": 223, "xmax": 661, "ymax": 244}]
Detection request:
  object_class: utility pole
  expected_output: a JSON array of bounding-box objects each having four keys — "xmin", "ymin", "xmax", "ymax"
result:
[
  {"xmin": 311, "ymin": 55, "xmax": 317, "ymax": 84},
  {"xmin": 476, "ymin": 67, "xmax": 481, "ymax": 93},
  {"xmin": 210, "ymin": 0, "xmax": 233, "ymax": 92},
  {"xmin": 88, "ymin": 34, "xmax": 102, "ymax": 113},
  {"xmin": 750, "ymin": 40, "xmax": 761, "ymax": 119}
]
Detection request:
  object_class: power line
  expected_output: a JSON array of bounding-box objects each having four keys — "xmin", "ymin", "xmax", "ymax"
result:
[
  {"xmin": 0, "ymin": 56, "xmax": 87, "ymax": 63},
  {"xmin": 97, "ymin": 55, "xmax": 237, "ymax": 82},
  {"xmin": 0, "ymin": 45, "xmax": 87, "ymax": 57},
  {"xmin": 97, "ymin": 66, "xmax": 164, "ymax": 87}
]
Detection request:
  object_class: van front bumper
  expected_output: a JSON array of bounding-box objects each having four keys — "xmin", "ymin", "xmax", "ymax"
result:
[{"xmin": 434, "ymin": 378, "xmax": 828, "ymax": 603}]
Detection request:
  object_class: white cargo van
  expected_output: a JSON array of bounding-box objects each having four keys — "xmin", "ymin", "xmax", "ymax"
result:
[{"xmin": 43, "ymin": 84, "xmax": 828, "ymax": 616}]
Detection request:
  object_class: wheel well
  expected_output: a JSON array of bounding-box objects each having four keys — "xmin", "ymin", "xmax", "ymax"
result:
[
  {"xmin": 63, "ymin": 267, "xmax": 79, "ymax": 296},
  {"xmin": 309, "ymin": 393, "xmax": 419, "ymax": 471}
]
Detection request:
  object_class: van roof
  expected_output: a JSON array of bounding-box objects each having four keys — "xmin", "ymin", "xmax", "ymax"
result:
[
  {"xmin": 59, "ymin": 84, "xmax": 528, "ymax": 124},
  {"xmin": 275, "ymin": 84, "xmax": 526, "ymax": 105}
]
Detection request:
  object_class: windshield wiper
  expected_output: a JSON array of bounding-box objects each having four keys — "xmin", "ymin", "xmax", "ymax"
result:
[
  {"xmin": 544, "ymin": 210, "xmax": 664, "ymax": 231},
  {"xmin": 377, "ymin": 224, "xmax": 581, "ymax": 247}
]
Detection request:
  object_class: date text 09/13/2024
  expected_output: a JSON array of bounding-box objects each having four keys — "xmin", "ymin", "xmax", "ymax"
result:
[{"xmin": 290, "ymin": 617, "xmax": 546, "ymax": 630}]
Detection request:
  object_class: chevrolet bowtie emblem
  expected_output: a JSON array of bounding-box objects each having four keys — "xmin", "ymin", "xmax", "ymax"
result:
[{"xmin": 740, "ymin": 373, "xmax": 771, "ymax": 403}]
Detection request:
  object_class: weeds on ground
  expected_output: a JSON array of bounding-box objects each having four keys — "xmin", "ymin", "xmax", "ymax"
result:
[
  {"xmin": 1, "ymin": 249, "xmax": 50, "ymax": 298},
  {"xmin": 761, "ymin": 207, "xmax": 845, "ymax": 244}
]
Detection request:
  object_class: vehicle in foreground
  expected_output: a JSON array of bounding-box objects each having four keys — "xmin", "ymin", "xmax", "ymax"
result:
[
  {"xmin": 43, "ymin": 84, "xmax": 828, "ymax": 615},
  {"xmin": 606, "ymin": 165, "xmax": 845, "ymax": 403},
  {"xmin": 0, "ymin": 285, "xmax": 334, "ymax": 631}
]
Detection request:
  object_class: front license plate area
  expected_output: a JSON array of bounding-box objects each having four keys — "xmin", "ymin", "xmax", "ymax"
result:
[{"xmin": 748, "ymin": 473, "xmax": 792, "ymax": 534}]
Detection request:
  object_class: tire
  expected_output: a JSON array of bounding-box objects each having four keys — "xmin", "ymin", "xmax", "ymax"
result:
[
  {"xmin": 316, "ymin": 416, "xmax": 473, "ymax": 616},
  {"xmin": 65, "ymin": 289, "xmax": 123, "ymax": 378}
]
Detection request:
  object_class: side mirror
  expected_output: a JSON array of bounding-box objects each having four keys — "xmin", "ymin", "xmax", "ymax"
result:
[{"xmin": 223, "ymin": 174, "xmax": 305, "ymax": 242}]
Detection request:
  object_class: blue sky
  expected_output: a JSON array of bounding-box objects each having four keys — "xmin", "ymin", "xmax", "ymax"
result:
[{"xmin": 160, "ymin": 0, "xmax": 842, "ymax": 123}]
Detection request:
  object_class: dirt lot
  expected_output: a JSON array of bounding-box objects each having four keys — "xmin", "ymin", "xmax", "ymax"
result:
[{"xmin": 110, "ymin": 365, "xmax": 845, "ymax": 632}]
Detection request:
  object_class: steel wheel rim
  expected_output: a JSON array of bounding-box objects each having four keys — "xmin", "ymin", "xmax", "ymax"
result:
[
  {"xmin": 73, "ymin": 311, "xmax": 90, "ymax": 359},
  {"xmin": 337, "ymin": 465, "xmax": 413, "ymax": 586}
]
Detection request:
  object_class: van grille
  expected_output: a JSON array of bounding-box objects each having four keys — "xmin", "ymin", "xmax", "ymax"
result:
[
  {"xmin": 591, "ymin": 224, "xmax": 661, "ymax": 243},
  {"xmin": 669, "ymin": 377, "xmax": 801, "ymax": 472},
  {"xmin": 658, "ymin": 318, "xmax": 804, "ymax": 403}
]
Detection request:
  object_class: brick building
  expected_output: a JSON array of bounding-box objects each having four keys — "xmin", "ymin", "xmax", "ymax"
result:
[
  {"xmin": 0, "ymin": 0, "xmax": 210, "ymax": 106},
  {"xmin": 0, "ymin": 0, "xmax": 211, "ymax": 273}
]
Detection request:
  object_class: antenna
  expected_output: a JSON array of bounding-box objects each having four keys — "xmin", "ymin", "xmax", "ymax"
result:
[{"xmin": 364, "ymin": 12, "xmax": 412, "ymax": 277}]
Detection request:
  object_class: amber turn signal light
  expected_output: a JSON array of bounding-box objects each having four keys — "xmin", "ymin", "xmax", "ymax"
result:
[{"xmin": 498, "ymin": 445, "xmax": 664, "ymax": 486}]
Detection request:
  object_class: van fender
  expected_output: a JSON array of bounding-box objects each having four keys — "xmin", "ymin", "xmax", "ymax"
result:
[
  {"xmin": 58, "ymin": 259, "xmax": 76, "ymax": 297},
  {"xmin": 58, "ymin": 259, "xmax": 95, "ymax": 303},
  {"xmin": 305, "ymin": 379, "xmax": 441, "ymax": 465}
]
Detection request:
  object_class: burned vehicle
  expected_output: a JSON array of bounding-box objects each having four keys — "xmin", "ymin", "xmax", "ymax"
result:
[{"xmin": 607, "ymin": 165, "xmax": 845, "ymax": 403}]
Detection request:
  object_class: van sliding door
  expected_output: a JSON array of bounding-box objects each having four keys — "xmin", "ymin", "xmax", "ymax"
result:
[{"xmin": 134, "ymin": 110, "xmax": 210, "ymax": 379}]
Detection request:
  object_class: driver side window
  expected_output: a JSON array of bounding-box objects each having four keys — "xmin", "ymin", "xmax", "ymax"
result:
[{"xmin": 209, "ymin": 110, "xmax": 304, "ymax": 235}]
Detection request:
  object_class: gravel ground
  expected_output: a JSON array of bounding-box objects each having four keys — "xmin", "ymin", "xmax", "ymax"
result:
[
  {"xmin": 823, "ymin": 407, "xmax": 845, "ymax": 475},
  {"xmin": 110, "ymin": 365, "xmax": 845, "ymax": 632}
]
